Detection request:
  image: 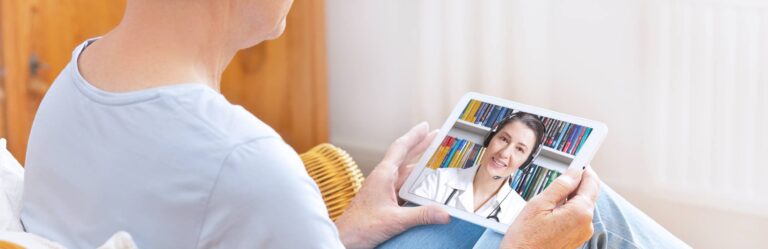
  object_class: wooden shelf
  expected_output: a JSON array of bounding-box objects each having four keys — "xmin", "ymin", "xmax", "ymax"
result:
[{"xmin": 454, "ymin": 119, "xmax": 491, "ymax": 134}]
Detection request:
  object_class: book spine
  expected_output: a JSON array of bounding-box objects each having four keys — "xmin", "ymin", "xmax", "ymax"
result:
[
  {"xmin": 427, "ymin": 136, "xmax": 451, "ymax": 168},
  {"xmin": 431, "ymin": 137, "xmax": 447, "ymax": 169},
  {"xmin": 536, "ymin": 170, "xmax": 553, "ymax": 196},
  {"xmin": 521, "ymin": 166, "xmax": 539, "ymax": 200},
  {"xmin": 554, "ymin": 123, "xmax": 569, "ymax": 149},
  {"xmin": 447, "ymin": 140, "xmax": 461, "ymax": 168},
  {"xmin": 545, "ymin": 170, "xmax": 560, "ymax": 190},
  {"xmin": 549, "ymin": 121, "xmax": 563, "ymax": 147},
  {"xmin": 483, "ymin": 106, "xmax": 500, "ymax": 127},
  {"xmin": 467, "ymin": 101, "xmax": 480, "ymax": 122},
  {"xmin": 458, "ymin": 141, "xmax": 473, "ymax": 168},
  {"xmin": 563, "ymin": 126, "xmax": 580, "ymax": 153},
  {"xmin": 527, "ymin": 166, "xmax": 545, "ymax": 200},
  {"xmin": 515, "ymin": 168, "xmax": 530, "ymax": 194},
  {"xmin": 439, "ymin": 137, "xmax": 457, "ymax": 168},
  {"xmin": 560, "ymin": 125, "xmax": 574, "ymax": 151},
  {"xmin": 459, "ymin": 100, "xmax": 472, "ymax": 120},
  {"xmin": 570, "ymin": 126, "xmax": 587, "ymax": 154},
  {"xmin": 464, "ymin": 144, "xmax": 483, "ymax": 169},
  {"xmin": 454, "ymin": 140, "xmax": 471, "ymax": 168},
  {"xmin": 510, "ymin": 169, "xmax": 523, "ymax": 190},
  {"xmin": 543, "ymin": 118, "xmax": 555, "ymax": 146},
  {"xmin": 480, "ymin": 104, "xmax": 493, "ymax": 124},
  {"xmin": 474, "ymin": 147, "xmax": 486, "ymax": 168},
  {"xmin": 465, "ymin": 145, "xmax": 477, "ymax": 168},
  {"xmin": 473, "ymin": 103, "xmax": 487, "ymax": 123},
  {"xmin": 575, "ymin": 128, "xmax": 592, "ymax": 154},
  {"xmin": 445, "ymin": 139, "xmax": 464, "ymax": 168},
  {"xmin": 494, "ymin": 106, "xmax": 505, "ymax": 126}
]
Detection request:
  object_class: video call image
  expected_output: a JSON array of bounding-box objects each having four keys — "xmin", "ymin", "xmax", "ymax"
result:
[{"xmin": 409, "ymin": 99, "xmax": 594, "ymax": 224}]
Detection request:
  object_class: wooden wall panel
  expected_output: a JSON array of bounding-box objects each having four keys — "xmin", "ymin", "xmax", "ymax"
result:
[
  {"xmin": 0, "ymin": 0, "xmax": 328, "ymax": 162},
  {"xmin": 221, "ymin": 0, "xmax": 329, "ymax": 152}
]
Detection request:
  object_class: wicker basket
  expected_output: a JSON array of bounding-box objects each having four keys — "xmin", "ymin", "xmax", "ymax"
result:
[{"xmin": 299, "ymin": 143, "xmax": 365, "ymax": 220}]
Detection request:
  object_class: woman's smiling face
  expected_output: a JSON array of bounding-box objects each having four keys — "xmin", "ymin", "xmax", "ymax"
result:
[{"xmin": 480, "ymin": 120, "xmax": 537, "ymax": 179}]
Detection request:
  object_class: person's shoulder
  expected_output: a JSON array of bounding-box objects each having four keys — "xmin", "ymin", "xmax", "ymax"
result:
[
  {"xmin": 167, "ymin": 87, "xmax": 281, "ymax": 142},
  {"xmin": 199, "ymin": 138, "xmax": 343, "ymax": 248},
  {"xmin": 220, "ymin": 137, "xmax": 306, "ymax": 188},
  {"xmin": 206, "ymin": 137, "xmax": 320, "ymax": 218},
  {"xmin": 230, "ymin": 136, "xmax": 302, "ymax": 165}
]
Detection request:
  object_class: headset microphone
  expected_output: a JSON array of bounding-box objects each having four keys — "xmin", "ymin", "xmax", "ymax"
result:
[{"xmin": 491, "ymin": 175, "xmax": 502, "ymax": 180}]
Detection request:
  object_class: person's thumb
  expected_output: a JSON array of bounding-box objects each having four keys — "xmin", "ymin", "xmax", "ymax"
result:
[
  {"xmin": 398, "ymin": 205, "xmax": 451, "ymax": 229},
  {"xmin": 531, "ymin": 165, "xmax": 584, "ymax": 206}
]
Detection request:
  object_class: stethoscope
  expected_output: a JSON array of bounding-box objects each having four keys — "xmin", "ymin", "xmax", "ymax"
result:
[
  {"xmin": 440, "ymin": 112, "xmax": 543, "ymax": 222},
  {"xmin": 442, "ymin": 176, "xmax": 515, "ymax": 222}
]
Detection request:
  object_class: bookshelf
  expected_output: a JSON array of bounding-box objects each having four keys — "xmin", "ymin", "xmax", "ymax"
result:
[
  {"xmin": 422, "ymin": 99, "xmax": 593, "ymax": 201},
  {"xmin": 449, "ymin": 119, "xmax": 572, "ymax": 173}
]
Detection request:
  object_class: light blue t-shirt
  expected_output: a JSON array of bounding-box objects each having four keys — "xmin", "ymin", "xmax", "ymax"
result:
[{"xmin": 21, "ymin": 39, "xmax": 343, "ymax": 248}]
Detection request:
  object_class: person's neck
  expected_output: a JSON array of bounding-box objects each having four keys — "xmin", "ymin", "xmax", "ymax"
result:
[
  {"xmin": 79, "ymin": 1, "xmax": 241, "ymax": 92},
  {"xmin": 473, "ymin": 167, "xmax": 505, "ymax": 197}
]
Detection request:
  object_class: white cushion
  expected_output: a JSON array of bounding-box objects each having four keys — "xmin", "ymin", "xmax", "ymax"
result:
[
  {"xmin": 0, "ymin": 138, "xmax": 24, "ymax": 232},
  {"xmin": 0, "ymin": 139, "xmax": 137, "ymax": 249}
]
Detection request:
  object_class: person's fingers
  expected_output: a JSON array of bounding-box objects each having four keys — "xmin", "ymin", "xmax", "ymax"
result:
[
  {"xmin": 530, "ymin": 165, "xmax": 584, "ymax": 207},
  {"xmin": 381, "ymin": 122, "xmax": 430, "ymax": 169},
  {"xmin": 397, "ymin": 205, "xmax": 451, "ymax": 229},
  {"xmin": 561, "ymin": 166, "xmax": 601, "ymax": 216},
  {"xmin": 396, "ymin": 163, "xmax": 417, "ymax": 193},
  {"xmin": 576, "ymin": 166, "xmax": 600, "ymax": 203},
  {"xmin": 403, "ymin": 129, "xmax": 439, "ymax": 165}
]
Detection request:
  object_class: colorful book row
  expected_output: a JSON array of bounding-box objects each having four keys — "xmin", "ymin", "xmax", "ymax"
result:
[
  {"xmin": 459, "ymin": 100, "xmax": 514, "ymax": 128},
  {"xmin": 540, "ymin": 117, "xmax": 593, "ymax": 155},
  {"xmin": 510, "ymin": 164, "xmax": 561, "ymax": 201},
  {"xmin": 426, "ymin": 136, "xmax": 486, "ymax": 169}
]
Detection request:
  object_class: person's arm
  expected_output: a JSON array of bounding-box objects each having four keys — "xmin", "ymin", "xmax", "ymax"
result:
[
  {"xmin": 197, "ymin": 138, "xmax": 344, "ymax": 248},
  {"xmin": 334, "ymin": 123, "xmax": 451, "ymax": 249},
  {"xmin": 501, "ymin": 165, "xmax": 600, "ymax": 248}
]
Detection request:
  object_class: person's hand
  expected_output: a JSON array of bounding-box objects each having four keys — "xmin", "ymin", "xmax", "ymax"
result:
[
  {"xmin": 500, "ymin": 165, "xmax": 600, "ymax": 249},
  {"xmin": 334, "ymin": 122, "xmax": 451, "ymax": 249}
]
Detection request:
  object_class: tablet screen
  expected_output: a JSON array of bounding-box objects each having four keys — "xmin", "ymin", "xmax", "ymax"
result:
[{"xmin": 407, "ymin": 98, "xmax": 596, "ymax": 225}]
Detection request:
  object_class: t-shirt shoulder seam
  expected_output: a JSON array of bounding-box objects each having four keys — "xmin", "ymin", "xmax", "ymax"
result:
[
  {"xmin": 167, "ymin": 93, "xmax": 278, "ymax": 143},
  {"xmin": 167, "ymin": 95, "xmax": 226, "ymax": 139},
  {"xmin": 191, "ymin": 137, "xmax": 283, "ymax": 249}
]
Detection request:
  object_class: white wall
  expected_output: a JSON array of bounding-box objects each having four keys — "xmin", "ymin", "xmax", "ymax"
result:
[
  {"xmin": 326, "ymin": 2, "xmax": 423, "ymax": 169},
  {"xmin": 325, "ymin": 1, "xmax": 768, "ymax": 248}
]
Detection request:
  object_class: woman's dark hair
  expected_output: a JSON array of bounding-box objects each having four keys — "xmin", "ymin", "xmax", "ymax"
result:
[{"xmin": 482, "ymin": 112, "xmax": 546, "ymax": 168}]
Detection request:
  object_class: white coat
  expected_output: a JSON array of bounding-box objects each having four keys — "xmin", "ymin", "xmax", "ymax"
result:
[{"xmin": 412, "ymin": 166, "xmax": 526, "ymax": 224}]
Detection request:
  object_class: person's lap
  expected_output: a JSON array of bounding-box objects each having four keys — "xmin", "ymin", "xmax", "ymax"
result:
[{"xmin": 377, "ymin": 183, "xmax": 690, "ymax": 249}]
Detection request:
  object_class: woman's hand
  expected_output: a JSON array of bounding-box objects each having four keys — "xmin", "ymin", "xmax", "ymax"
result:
[
  {"xmin": 334, "ymin": 122, "xmax": 451, "ymax": 249},
  {"xmin": 500, "ymin": 165, "xmax": 600, "ymax": 249}
]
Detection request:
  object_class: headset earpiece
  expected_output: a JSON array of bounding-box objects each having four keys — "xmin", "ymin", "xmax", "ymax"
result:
[{"xmin": 519, "ymin": 144, "xmax": 542, "ymax": 172}]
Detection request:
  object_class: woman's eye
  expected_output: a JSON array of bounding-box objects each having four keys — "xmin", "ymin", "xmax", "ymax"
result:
[
  {"xmin": 501, "ymin": 137, "xmax": 509, "ymax": 143},
  {"xmin": 517, "ymin": 147, "xmax": 524, "ymax": 153}
]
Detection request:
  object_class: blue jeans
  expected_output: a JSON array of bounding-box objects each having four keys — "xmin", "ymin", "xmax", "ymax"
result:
[{"xmin": 378, "ymin": 183, "xmax": 690, "ymax": 249}]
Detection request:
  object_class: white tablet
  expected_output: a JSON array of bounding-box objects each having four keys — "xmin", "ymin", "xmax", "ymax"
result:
[{"xmin": 398, "ymin": 92, "xmax": 607, "ymax": 233}]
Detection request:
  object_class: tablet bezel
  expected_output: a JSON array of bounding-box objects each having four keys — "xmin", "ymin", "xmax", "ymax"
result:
[{"xmin": 397, "ymin": 92, "xmax": 608, "ymax": 234}]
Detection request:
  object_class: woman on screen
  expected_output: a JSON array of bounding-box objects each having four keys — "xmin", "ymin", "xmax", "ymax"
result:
[{"xmin": 413, "ymin": 112, "xmax": 545, "ymax": 224}]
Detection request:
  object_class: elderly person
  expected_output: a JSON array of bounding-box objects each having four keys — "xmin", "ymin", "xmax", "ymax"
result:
[{"xmin": 21, "ymin": 0, "xmax": 689, "ymax": 248}]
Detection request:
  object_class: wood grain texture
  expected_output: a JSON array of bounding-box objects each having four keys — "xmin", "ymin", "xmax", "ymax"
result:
[
  {"xmin": 221, "ymin": 0, "xmax": 329, "ymax": 152},
  {"xmin": 1, "ymin": 0, "xmax": 34, "ymax": 161},
  {"xmin": 0, "ymin": 0, "xmax": 328, "ymax": 162}
]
